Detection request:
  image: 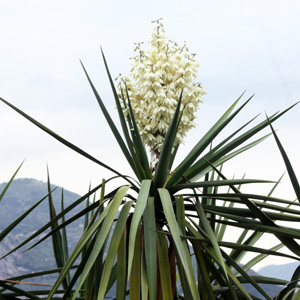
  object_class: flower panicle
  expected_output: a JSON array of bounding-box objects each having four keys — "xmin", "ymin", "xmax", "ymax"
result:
[{"xmin": 117, "ymin": 20, "xmax": 206, "ymax": 154}]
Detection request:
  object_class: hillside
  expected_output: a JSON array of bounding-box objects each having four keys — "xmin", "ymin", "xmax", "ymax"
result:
[
  {"xmin": 258, "ymin": 261, "xmax": 300, "ymax": 281},
  {"xmin": 0, "ymin": 178, "xmax": 85, "ymax": 282}
]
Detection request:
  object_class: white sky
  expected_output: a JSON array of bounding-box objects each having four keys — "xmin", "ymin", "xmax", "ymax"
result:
[{"xmin": 1, "ymin": 0, "xmax": 300, "ymax": 269}]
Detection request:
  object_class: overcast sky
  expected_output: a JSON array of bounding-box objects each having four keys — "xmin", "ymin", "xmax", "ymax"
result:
[{"xmin": 1, "ymin": 0, "xmax": 300, "ymax": 268}]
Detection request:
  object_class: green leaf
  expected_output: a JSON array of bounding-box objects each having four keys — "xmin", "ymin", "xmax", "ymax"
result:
[
  {"xmin": 97, "ymin": 201, "xmax": 133, "ymax": 300},
  {"xmin": 101, "ymin": 51, "xmax": 148, "ymax": 181},
  {"xmin": 46, "ymin": 170, "xmax": 64, "ymax": 272},
  {"xmin": 223, "ymin": 251, "xmax": 273, "ymax": 300},
  {"xmin": 268, "ymin": 118, "xmax": 300, "ymax": 203},
  {"xmin": 208, "ymin": 162, "xmax": 300, "ymax": 257},
  {"xmin": 116, "ymin": 225, "xmax": 127, "ymax": 300},
  {"xmin": 128, "ymin": 180, "xmax": 151, "ymax": 277},
  {"xmin": 157, "ymin": 229, "xmax": 173, "ymax": 300},
  {"xmin": 1, "ymin": 181, "xmax": 107, "ymax": 260},
  {"xmin": 194, "ymin": 199, "xmax": 229, "ymax": 281},
  {"xmin": 198, "ymin": 192, "xmax": 300, "ymax": 208},
  {"xmin": 46, "ymin": 186, "xmax": 129, "ymax": 300},
  {"xmin": 190, "ymin": 239, "xmax": 216, "ymax": 299},
  {"xmin": 187, "ymin": 132, "xmax": 272, "ymax": 183},
  {"xmin": 0, "ymin": 282, "xmax": 42, "ymax": 300},
  {"xmin": 80, "ymin": 61, "xmax": 140, "ymax": 180},
  {"xmin": 184, "ymin": 115, "xmax": 260, "ymax": 181},
  {"xmin": 123, "ymin": 83, "xmax": 152, "ymax": 179},
  {"xmin": 0, "ymin": 161, "xmax": 23, "ymax": 203},
  {"xmin": 141, "ymin": 250, "xmax": 149, "ymax": 300},
  {"xmin": 153, "ymin": 91, "xmax": 183, "ymax": 189},
  {"xmin": 63, "ymin": 236, "xmax": 97, "ymax": 300},
  {"xmin": 27, "ymin": 186, "xmax": 113, "ymax": 253},
  {"xmin": 276, "ymin": 264, "xmax": 300, "ymax": 300},
  {"xmin": 143, "ymin": 196, "xmax": 157, "ymax": 300},
  {"xmin": 60, "ymin": 189, "xmax": 70, "ymax": 268},
  {"xmin": 168, "ymin": 178, "xmax": 273, "ymax": 193},
  {"xmin": 242, "ymin": 243, "xmax": 285, "ymax": 272},
  {"xmin": 71, "ymin": 186, "xmax": 130, "ymax": 299},
  {"xmin": 0, "ymin": 189, "xmax": 52, "ymax": 243},
  {"xmin": 166, "ymin": 93, "xmax": 250, "ymax": 187},
  {"xmin": 0, "ymin": 97, "xmax": 137, "ymax": 188},
  {"xmin": 168, "ymin": 143, "xmax": 180, "ymax": 172},
  {"xmin": 130, "ymin": 223, "xmax": 141, "ymax": 300},
  {"xmin": 176, "ymin": 195, "xmax": 185, "ymax": 234},
  {"xmin": 158, "ymin": 188, "xmax": 200, "ymax": 300}
]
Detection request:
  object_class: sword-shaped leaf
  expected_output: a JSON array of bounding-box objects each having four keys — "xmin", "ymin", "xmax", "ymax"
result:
[
  {"xmin": 268, "ymin": 117, "xmax": 300, "ymax": 203},
  {"xmin": 158, "ymin": 188, "xmax": 200, "ymax": 300},
  {"xmin": 127, "ymin": 180, "xmax": 151, "ymax": 276},
  {"xmin": 153, "ymin": 92, "xmax": 183, "ymax": 189},
  {"xmin": 46, "ymin": 186, "xmax": 129, "ymax": 300},
  {"xmin": 97, "ymin": 201, "xmax": 133, "ymax": 300},
  {"xmin": 143, "ymin": 196, "xmax": 157, "ymax": 300},
  {"xmin": 80, "ymin": 62, "xmax": 140, "ymax": 180},
  {"xmin": 166, "ymin": 93, "xmax": 250, "ymax": 187},
  {"xmin": 70, "ymin": 186, "xmax": 129, "ymax": 299},
  {"xmin": 0, "ymin": 97, "xmax": 135, "ymax": 186}
]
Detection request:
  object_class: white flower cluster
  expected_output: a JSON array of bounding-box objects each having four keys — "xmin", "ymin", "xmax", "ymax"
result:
[{"xmin": 118, "ymin": 20, "xmax": 206, "ymax": 154}]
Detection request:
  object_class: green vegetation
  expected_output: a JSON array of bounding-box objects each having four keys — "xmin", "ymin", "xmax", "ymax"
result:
[{"xmin": 1, "ymin": 21, "xmax": 300, "ymax": 300}]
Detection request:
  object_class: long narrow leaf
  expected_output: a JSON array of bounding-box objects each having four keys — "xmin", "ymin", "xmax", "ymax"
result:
[
  {"xmin": 125, "ymin": 86, "xmax": 152, "ymax": 179},
  {"xmin": 129, "ymin": 224, "xmax": 141, "ymax": 300},
  {"xmin": 158, "ymin": 188, "xmax": 200, "ymax": 300},
  {"xmin": 1, "ymin": 181, "xmax": 106, "ymax": 259},
  {"xmin": 268, "ymin": 118, "xmax": 300, "ymax": 202},
  {"xmin": 0, "ymin": 189, "xmax": 53, "ymax": 243},
  {"xmin": 0, "ymin": 282, "xmax": 41, "ymax": 300},
  {"xmin": 223, "ymin": 251, "xmax": 273, "ymax": 300},
  {"xmin": 167, "ymin": 93, "xmax": 250, "ymax": 187},
  {"xmin": 242, "ymin": 243, "xmax": 285, "ymax": 272},
  {"xmin": 128, "ymin": 180, "xmax": 151, "ymax": 277},
  {"xmin": 80, "ymin": 62, "xmax": 139, "ymax": 179},
  {"xmin": 116, "ymin": 226, "xmax": 127, "ymax": 300},
  {"xmin": 141, "ymin": 249, "xmax": 149, "ymax": 300},
  {"xmin": 60, "ymin": 189, "xmax": 70, "ymax": 270},
  {"xmin": 153, "ymin": 91, "xmax": 183, "ymax": 189},
  {"xmin": 194, "ymin": 199, "xmax": 228, "ymax": 281},
  {"xmin": 71, "ymin": 186, "xmax": 130, "ymax": 299},
  {"xmin": 46, "ymin": 186, "xmax": 129, "ymax": 300},
  {"xmin": 169, "ymin": 178, "xmax": 273, "ymax": 193},
  {"xmin": 101, "ymin": 51, "xmax": 148, "ymax": 181},
  {"xmin": 0, "ymin": 161, "xmax": 24, "ymax": 203},
  {"xmin": 97, "ymin": 201, "xmax": 133, "ymax": 300},
  {"xmin": 157, "ymin": 229, "xmax": 173, "ymax": 300},
  {"xmin": 143, "ymin": 196, "xmax": 157, "ymax": 300},
  {"xmin": 208, "ymin": 161, "xmax": 300, "ymax": 257},
  {"xmin": 188, "ymin": 132, "xmax": 272, "ymax": 182},
  {"xmin": 0, "ymin": 97, "xmax": 136, "ymax": 187}
]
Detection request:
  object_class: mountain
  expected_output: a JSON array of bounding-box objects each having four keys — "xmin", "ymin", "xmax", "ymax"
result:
[
  {"xmin": 0, "ymin": 178, "xmax": 86, "ymax": 283},
  {"xmin": 258, "ymin": 261, "xmax": 300, "ymax": 281}
]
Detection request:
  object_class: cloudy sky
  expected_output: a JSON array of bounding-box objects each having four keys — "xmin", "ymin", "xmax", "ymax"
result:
[{"xmin": 0, "ymin": 0, "xmax": 300, "ymax": 267}]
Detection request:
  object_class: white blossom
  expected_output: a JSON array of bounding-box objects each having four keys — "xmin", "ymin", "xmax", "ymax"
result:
[{"xmin": 118, "ymin": 20, "xmax": 206, "ymax": 154}]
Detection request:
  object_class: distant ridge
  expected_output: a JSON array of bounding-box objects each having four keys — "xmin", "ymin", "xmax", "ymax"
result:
[
  {"xmin": 258, "ymin": 261, "xmax": 300, "ymax": 281},
  {"xmin": 0, "ymin": 178, "xmax": 85, "ymax": 283}
]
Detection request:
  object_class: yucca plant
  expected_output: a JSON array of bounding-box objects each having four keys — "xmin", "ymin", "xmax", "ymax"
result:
[{"xmin": 1, "ymin": 20, "xmax": 300, "ymax": 300}]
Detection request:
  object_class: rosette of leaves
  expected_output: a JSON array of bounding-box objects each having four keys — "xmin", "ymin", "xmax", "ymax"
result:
[{"xmin": 1, "ymin": 23, "xmax": 300, "ymax": 300}]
